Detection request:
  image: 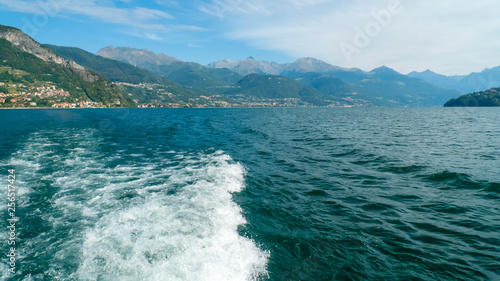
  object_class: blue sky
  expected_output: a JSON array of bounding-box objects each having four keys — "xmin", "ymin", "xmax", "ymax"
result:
[{"xmin": 1, "ymin": 0, "xmax": 500, "ymax": 75}]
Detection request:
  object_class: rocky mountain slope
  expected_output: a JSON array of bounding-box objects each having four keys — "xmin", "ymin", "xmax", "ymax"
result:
[
  {"xmin": 46, "ymin": 44, "xmax": 205, "ymax": 105},
  {"xmin": 0, "ymin": 25, "xmax": 135, "ymax": 107},
  {"xmin": 98, "ymin": 46, "xmax": 242, "ymax": 91}
]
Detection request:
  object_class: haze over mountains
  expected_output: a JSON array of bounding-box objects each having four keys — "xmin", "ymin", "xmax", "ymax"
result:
[
  {"xmin": 208, "ymin": 57, "xmax": 355, "ymax": 76},
  {"xmin": 408, "ymin": 68, "xmax": 500, "ymax": 95},
  {"xmin": 210, "ymin": 56, "xmax": 500, "ymax": 96},
  {"xmin": 97, "ymin": 47, "xmax": 467, "ymax": 107},
  {"xmin": 2, "ymin": 23, "xmax": 499, "ymax": 108}
]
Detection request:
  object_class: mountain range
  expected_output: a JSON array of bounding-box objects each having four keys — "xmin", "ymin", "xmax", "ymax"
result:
[
  {"xmin": 47, "ymin": 46, "xmax": 326, "ymax": 107},
  {"xmin": 44, "ymin": 44, "xmax": 206, "ymax": 105},
  {"xmin": 98, "ymin": 48, "xmax": 463, "ymax": 107},
  {"xmin": 97, "ymin": 46, "xmax": 242, "ymax": 91},
  {"xmin": 2, "ymin": 23, "xmax": 499, "ymax": 108},
  {"xmin": 408, "ymin": 68, "xmax": 500, "ymax": 95},
  {"xmin": 209, "ymin": 56, "xmax": 500, "ymax": 97}
]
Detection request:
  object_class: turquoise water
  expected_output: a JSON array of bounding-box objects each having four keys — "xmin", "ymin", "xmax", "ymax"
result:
[{"xmin": 0, "ymin": 108, "xmax": 499, "ymax": 280}]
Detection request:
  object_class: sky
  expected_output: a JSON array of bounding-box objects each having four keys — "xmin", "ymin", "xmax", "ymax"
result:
[{"xmin": 0, "ymin": 0, "xmax": 499, "ymax": 75}]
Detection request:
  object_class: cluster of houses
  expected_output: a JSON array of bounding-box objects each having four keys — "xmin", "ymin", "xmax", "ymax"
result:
[
  {"xmin": 52, "ymin": 101, "xmax": 107, "ymax": 108},
  {"xmin": 138, "ymin": 103, "xmax": 183, "ymax": 108},
  {"xmin": 31, "ymin": 85, "xmax": 70, "ymax": 98},
  {"xmin": 0, "ymin": 83, "xmax": 115, "ymax": 108},
  {"xmin": 0, "ymin": 83, "xmax": 71, "ymax": 105}
]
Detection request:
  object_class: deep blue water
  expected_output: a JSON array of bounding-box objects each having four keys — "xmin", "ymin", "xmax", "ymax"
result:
[{"xmin": 0, "ymin": 108, "xmax": 499, "ymax": 280}]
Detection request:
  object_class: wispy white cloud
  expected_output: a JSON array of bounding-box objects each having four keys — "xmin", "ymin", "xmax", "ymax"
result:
[
  {"xmin": 200, "ymin": 0, "xmax": 330, "ymax": 18},
  {"xmin": 202, "ymin": 0, "xmax": 500, "ymax": 75},
  {"xmin": 0, "ymin": 0, "xmax": 172, "ymax": 29},
  {"xmin": 0, "ymin": 0, "xmax": 205, "ymax": 33},
  {"xmin": 132, "ymin": 7, "xmax": 172, "ymax": 20},
  {"xmin": 173, "ymin": 24, "xmax": 207, "ymax": 31}
]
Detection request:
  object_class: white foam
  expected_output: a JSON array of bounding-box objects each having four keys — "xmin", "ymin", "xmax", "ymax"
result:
[
  {"xmin": 1, "ymin": 129, "xmax": 268, "ymax": 280},
  {"xmin": 73, "ymin": 153, "xmax": 269, "ymax": 281}
]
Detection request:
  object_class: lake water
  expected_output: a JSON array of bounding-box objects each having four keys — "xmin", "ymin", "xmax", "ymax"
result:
[{"xmin": 0, "ymin": 108, "xmax": 499, "ymax": 280}]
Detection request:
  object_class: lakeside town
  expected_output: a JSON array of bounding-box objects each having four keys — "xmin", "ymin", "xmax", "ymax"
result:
[
  {"xmin": 0, "ymin": 82, "xmax": 109, "ymax": 108},
  {"xmin": 1, "ymin": 80, "xmax": 363, "ymax": 109}
]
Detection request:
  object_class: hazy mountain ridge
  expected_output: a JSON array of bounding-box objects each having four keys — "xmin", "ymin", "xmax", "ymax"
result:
[
  {"xmin": 208, "ymin": 57, "xmax": 286, "ymax": 76},
  {"xmin": 409, "ymin": 67, "xmax": 500, "ymax": 94},
  {"xmin": 209, "ymin": 56, "xmax": 358, "ymax": 76},
  {"xmin": 212, "ymin": 55, "xmax": 500, "ymax": 98},
  {"xmin": 97, "ymin": 46, "xmax": 181, "ymax": 68},
  {"xmin": 407, "ymin": 70, "xmax": 461, "ymax": 92},
  {"xmin": 208, "ymin": 56, "xmax": 461, "ymax": 106}
]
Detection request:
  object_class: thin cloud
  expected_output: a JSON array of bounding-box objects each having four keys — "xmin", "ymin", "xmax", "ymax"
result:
[
  {"xmin": 173, "ymin": 24, "xmax": 207, "ymax": 31},
  {"xmin": 0, "ymin": 0, "xmax": 173, "ymax": 30},
  {"xmin": 132, "ymin": 7, "xmax": 173, "ymax": 20},
  {"xmin": 200, "ymin": 0, "xmax": 330, "ymax": 18},
  {"xmin": 202, "ymin": 0, "xmax": 500, "ymax": 75}
]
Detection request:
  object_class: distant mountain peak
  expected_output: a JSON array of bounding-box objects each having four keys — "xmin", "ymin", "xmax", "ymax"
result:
[
  {"xmin": 208, "ymin": 56, "xmax": 285, "ymax": 76},
  {"xmin": 372, "ymin": 65, "xmax": 391, "ymax": 70},
  {"xmin": 288, "ymin": 57, "xmax": 337, "ymax": 73},
  {"xmin": 208, "ymin": 55, "xmax": 357, "ymax": 76},
  {"xmin": 410, "ymin": 69, "xmax": 439, "ymax": 75},
  {"xmin": 370, "ymin": 65, "xmax": 399, "ymax": 74},
  {"xmin": 96, "ymin": 46, "xmax": 181, "ymax": 68}
]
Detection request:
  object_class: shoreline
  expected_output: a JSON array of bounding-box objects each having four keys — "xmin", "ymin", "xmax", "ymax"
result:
[
  {"xmin": 0, "ymin": 106, "xmax": 342, "ymax": 110},
  {"xmin": 1, "ymin": 106, "xmax": 494, "ymax": 110}
]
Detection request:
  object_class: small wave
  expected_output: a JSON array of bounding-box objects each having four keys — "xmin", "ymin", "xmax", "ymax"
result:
[
  {"xmin": 330, "ymin": 149, "xmax": 359, "ymax": 158},
  {"xmin": 424, "ymin": 171, "xmax": 471, "ymax": 182},
  {"xmin": 423, "ymin": 171, "xmax": 500, "ymax": 193},
  {"xmin": 482, "ymin": 182, "xmax": 500, "ymax": 194},
  {"xmin": 378, "ymin": 164, "xmax": 426, "ymax": 174},
  {"xmin": 305, "ymin": 190, "xmax": 329, "ymax": 197}
]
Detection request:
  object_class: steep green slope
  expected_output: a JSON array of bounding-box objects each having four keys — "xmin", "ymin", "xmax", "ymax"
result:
[
  {"xmin": 147, "ymin": 61, "xmax": 242, "ymax": 91},
  {"xmin": 293, "ymin": 72, "xmax": 354, "ymax": 96},
  {"xmin": 46, "ymin": 44, "xmax": 168, "ymax": 84},
  {"xmin": 0, "ymin": 38, "xmax": 134, "ymax": 107},
  {"xmin": 444, "ymin": 88, "xmax": 500, "ymax": 107},
  {"xmin": 45, "ymin": 44, "xmax": 206, "ymax": 104},
  {"xmin": 222, "ymin": 74, "xmax": 333, "ymax": 106},
  {"xmin": 96, "ymin": 46, "xmax": 243, "ymax": 91}
]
